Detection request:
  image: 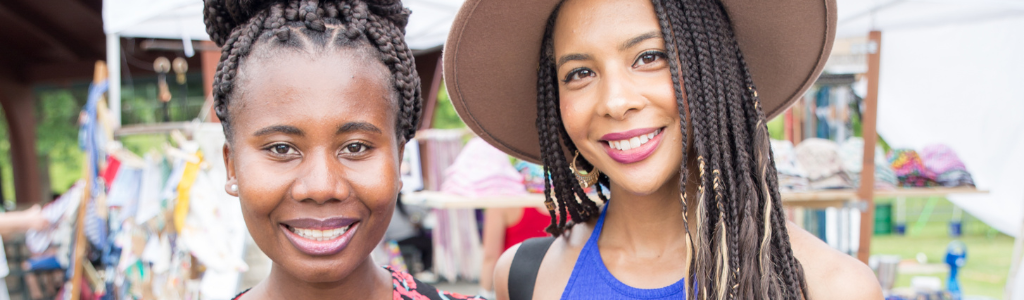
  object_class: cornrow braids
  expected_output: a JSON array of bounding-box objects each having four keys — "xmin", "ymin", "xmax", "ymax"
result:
[
  {"xmin": 534, "ymin": 0, "xmax": 808, "ymax": 299},
  {"xmin": 203, "ymin": 0, "xmax": 421, "ymax": 143}
]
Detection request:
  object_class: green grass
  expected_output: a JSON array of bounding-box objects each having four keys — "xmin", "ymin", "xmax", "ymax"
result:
[{"xmin": 871, "ymin": 197, "xmax": 1013, "ymax": 299}]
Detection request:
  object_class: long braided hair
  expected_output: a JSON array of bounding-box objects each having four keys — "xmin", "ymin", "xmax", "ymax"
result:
[
  {"xmin": 535, "ymin": 0, "xmax": 809, "ymax": 299},
  {"xmin": 203, "ymin": 0, "xmax": 421, "ymax": 143}
]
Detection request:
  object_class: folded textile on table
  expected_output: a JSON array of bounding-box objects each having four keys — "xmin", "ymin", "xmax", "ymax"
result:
[
  {"xmin": 838, "ymin": 137, "xmax": 898, "ymax": 190},
  {"xmin": 770, "ymin": 140, "xmax": 809, "ymax": 192},
  {"xmin": 920, "ymin": 144, "xmax": 975, "ymax": 187},
  {"xmin": 440, "ymin": 138, "xmax": 526, "ymax": 197},
  {"xmin": 514, "ymin": 161, "xmax": 546, "ymax": 194},
  {"xmin": 887, "ymin": 149, "xmax": 939, "ymax": 187},
  {"xmin": 795, "ymin": 138, "xmax": 853, "ymax": 190}
]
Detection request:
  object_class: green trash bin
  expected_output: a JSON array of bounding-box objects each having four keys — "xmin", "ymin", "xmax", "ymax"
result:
[{"xmin": 874, "ymin": 203, "xmax": 892, "ymax": 235}]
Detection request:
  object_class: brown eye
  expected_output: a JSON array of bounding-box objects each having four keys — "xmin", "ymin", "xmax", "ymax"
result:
[
  {"xmin": 342, "ymin": 143, "xmax": 369, "ymax": 154},
  {"xmin": 271, "ymin": 144, "xmax": 293, "ymax": 155},
  {"xmin": 563, "ymin": 68, "xmax": 596, "ymax": 83},
  {"xmin": 633, "ymin": 51, "xmax": 667, "ymax": 68},
  {"xmin": 640, "ymin": 54, "xmax": 657, "ymax": 65}
]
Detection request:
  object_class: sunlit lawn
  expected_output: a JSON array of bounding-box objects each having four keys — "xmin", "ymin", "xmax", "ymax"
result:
[{"xmin": 870, "ymin": 197, "xmax": 1013, "ymax": 299}]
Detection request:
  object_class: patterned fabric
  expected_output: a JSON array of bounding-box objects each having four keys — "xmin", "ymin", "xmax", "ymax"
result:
[
  {"xmin": 920, "ymin": 144, "xmax": 975, "ymax": 187},
  {"xmin": 887, "ymin": 149, "xmax": 938, "ymax": 187},
  {"xmin": 838, "ymin": 137, "xmax": 898, "ymax": 190},
  {"xmin": 389, "ymin": 267, "xmax": 484, "ymax": 300},
  {"xmin": 231, "ymin": 267, "xmax": 484, "ymax": 300}
]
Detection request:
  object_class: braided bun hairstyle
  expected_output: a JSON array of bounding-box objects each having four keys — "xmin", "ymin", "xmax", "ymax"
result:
[{"xmin": 204, "ymin": 0, "xmax": 421, "ymax": 142}]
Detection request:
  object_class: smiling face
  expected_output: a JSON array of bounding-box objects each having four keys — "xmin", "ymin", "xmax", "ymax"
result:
[
  {"xmin": 223, "ymin": 45, "xmax": 401, "ymax": 283},
  {"xmin": 553, "ymin": 0, "xmax": 684, "ymax": 196}
]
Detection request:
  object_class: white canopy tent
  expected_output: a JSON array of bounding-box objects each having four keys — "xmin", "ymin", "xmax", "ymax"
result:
[
  {"xmin": 835, "ymin": 0, "xmax": 1024, "ymax": 236},
  {"xmin": 836, "ymin": 0, "xmax": 1024, "ymax": 296},
  {"xmin": 102, "ymin": 0, "xmax": 465, "ymax": 126}
]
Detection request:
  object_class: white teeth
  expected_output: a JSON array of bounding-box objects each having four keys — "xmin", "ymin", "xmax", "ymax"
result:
[
  {"xmin": 289, "ymin": 226, "xmax": 350, "ymax": 241},
  {"xmin": 609, "ymin": 129, "xmax": 663, "ymax": 151}
]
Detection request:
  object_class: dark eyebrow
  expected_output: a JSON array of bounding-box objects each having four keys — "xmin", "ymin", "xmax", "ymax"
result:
[
  {"xmin": 337, "ymin": 122, "xmax": 383, "ymax": 135},
  {"xmin": 620, "ymin": 31, "xmax": 661, "ymax": 51},
  {"xmin": 556, "ymin": 53, "xmax": 593, "ymax": 70},
  {"xmin": 253, "ymin": 125, "xmax": 304, "ymax": 137}
]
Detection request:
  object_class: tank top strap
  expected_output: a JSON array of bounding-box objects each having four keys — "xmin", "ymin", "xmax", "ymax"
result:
[{"xmin": 560, "ymin": 204, "xmax": 688, "ymax": 300}]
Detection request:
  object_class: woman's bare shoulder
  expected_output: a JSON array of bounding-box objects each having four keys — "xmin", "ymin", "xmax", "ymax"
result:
[
  {"xmin": 493, "ymin": 221, "xmax": 594, "ymax": 300},
  {"xmin": 786, "ymin": 221, "xmax": 883, "ymax": 300}
]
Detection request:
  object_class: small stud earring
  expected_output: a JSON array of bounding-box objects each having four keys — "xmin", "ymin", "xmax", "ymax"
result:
[{"xmin": 230, "ymin": 184, "xmax": 238, "ymax": 193}]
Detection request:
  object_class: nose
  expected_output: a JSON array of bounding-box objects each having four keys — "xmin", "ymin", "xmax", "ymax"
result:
[
  {"xmin": 290, "ymin": 149, "xmax": 350, "ymax": 204},
  {"xmin": 596, "ymin": 67, "xmax": 646, "ymax": 120}
]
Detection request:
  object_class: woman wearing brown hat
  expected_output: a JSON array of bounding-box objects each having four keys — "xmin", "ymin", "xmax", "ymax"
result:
[{"xmin": 443, "ymin": 0, "xmax": 882, "ymax": 299}]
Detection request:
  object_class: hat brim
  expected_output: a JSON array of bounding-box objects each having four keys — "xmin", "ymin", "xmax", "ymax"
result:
[{"xmin": 443, "ymin": 0, "xmax": 837, "ymax": 164}]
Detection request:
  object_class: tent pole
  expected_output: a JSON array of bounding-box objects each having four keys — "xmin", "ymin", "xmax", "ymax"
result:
[
  {"xmin": 857, "ymin": 30, "xmax": 882, "ymax": 264},
  {"xmin": 1006, "ymin": 189, "xmax": 1024, "ymax": 299},
  {"xmin": 106, "ymin": 34, "xmax": 121, "ymax": 127}
]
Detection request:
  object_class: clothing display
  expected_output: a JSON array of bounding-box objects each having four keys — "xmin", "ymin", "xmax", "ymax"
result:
[
  {"xmin": 920, "ymin": 144, "xmax": 975, "ymax": 187},
  {"xmin": 794, "ymin": 138, "xmax": 853, "ymax": 189},
  {"xmin": 770, "ymin": 140, "xmax": 809, "ymax": 192},
  {"xmin": 419, "ymin": 130, "xmax": 466, "ymax": 191},
  {"xmin": 887, "ymin": 149, "xmax": 939, "ymax": 187},
  {"xmin": 53, "ymin": 82, "xmax": 248, "ymax": 300},
  {"xmin": 515, "ymin": 161, "xmax": 546, "ymax": 194},
  {"xmin": 838, "ymin": 137, "xmax": 898, "ymax": 190},
  {"xmin": 440, "ymin": 138, "xmax": 527, "ymax": 197}
]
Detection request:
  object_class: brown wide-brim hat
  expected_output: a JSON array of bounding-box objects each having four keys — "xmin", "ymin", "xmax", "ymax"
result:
[{"xmin": 443, "ymin": 0, "xmax": 837, "ymax": 164}]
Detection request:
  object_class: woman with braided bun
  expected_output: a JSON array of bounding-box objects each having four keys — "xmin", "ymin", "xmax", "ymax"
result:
[
  {"xmin": 444, "ymin": 0, "xmax": 882, "ymax": 299},
  {"xmin": 203, "ymin": 0, "xmax": 480, "ymax": 299}
]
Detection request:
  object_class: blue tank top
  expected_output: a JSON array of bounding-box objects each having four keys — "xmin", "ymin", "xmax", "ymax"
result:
[{"xmin": 560, "ymin": 206, "xmax": 688, "ymax": 300}]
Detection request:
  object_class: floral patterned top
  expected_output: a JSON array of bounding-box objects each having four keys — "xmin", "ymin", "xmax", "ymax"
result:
[{"xmin": 232, "ymin": 267, "xmax": 485, "ymax": 300}]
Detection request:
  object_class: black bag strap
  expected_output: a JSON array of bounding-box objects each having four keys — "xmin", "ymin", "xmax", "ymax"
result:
[{"xmin": 508, "ymin": 236, "xmax": 556, "ymax": 300}]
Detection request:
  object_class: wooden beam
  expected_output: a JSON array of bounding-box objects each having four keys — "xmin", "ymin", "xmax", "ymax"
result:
[
  {"xmin": 200, "ymin": 41, "xmax": 221, "ymax": 122},
  {"xmin": 0, "ymin": 3, "xmax": 80, "ymax": 62},
  {"xmin": 414, "ymin": 50, "xmax": 443, "ymax": 130},
  {"xmin": 0, "ymin": 69, "xmax": 43, "ymax": 205},
  {"xmin": 857, "ymin": 30, "xmax": 882, "ymax": 263},
  {"xmin": 26, "ymin": 60, "xmax": 97, "ymax": 84},
  {"xmin": 1, "ymin": 0, "xmax": 105, "ymax": 59}
]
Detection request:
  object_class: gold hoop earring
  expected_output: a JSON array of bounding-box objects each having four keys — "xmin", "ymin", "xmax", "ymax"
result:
[{"xmin": 570, "ymin": 151, "xmax": 600, "ymax": 189}]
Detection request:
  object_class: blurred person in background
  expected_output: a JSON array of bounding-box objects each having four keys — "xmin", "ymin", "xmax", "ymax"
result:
[
  {"xmin": 0, "ymin": 204, "xmax": 51, "ymax": 300},
  {"xmin": 479, "ymin": 206, "xmax": 549, "ymax": 298}
]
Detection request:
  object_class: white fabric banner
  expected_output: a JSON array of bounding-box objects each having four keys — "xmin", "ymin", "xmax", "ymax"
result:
[{"xmin": 873, "ymin": 16, "xmax": 1024, "ymax": 237}]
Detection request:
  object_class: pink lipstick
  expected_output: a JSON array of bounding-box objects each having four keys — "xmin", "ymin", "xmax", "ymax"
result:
[
  {"xmin": 601, "ymin": 127, "xmax": 665, "ymax": 164},
  {"xmin": 280, "ymin": 217, "xmax": 358, "ymax": 256}
]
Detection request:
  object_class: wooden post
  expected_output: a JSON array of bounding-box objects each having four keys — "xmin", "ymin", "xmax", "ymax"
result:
[
  {"xmin": 857, "ymin": 30, "xmax": 882, "ymax": 263},
  {"xmin": 0, "ymin": 69, "xmax": 43, "ymax": 205},
  {"xmin": 200, "ymin": 41, "xmax": 221, "ymax": 122},
  {"xmin": 70, "ymin": 61, "xmax": 107, "ymax": 300}
]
